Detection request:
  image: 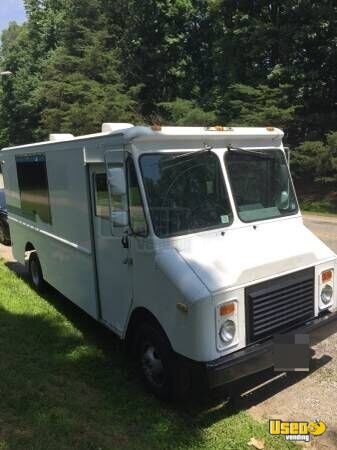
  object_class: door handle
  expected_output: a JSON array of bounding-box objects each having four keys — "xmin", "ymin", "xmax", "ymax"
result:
[
  {"xmin": 123, "ymin": 257, "xmax": 133, "ymax": 266},
  {"xmin": 121, "ymin": 234, "xmax": 129, "ymax": 249}
]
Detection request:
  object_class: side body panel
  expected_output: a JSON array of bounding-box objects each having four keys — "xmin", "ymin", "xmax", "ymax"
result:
[{"xmin": 2, "ymin": 142, "xmax": 99, "ymax": 318}]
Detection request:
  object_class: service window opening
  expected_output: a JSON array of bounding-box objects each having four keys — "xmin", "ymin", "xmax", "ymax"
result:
[{"xmin": 16, "ymin": 154, "xmax": 52, "ymax": 224}]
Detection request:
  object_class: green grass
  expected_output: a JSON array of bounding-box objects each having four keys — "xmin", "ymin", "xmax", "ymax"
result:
[
  {"xmin": 297, "ymin": 186, "xmax": 337, "ymax": 215},
  {"xmin": 302, "ymin": 209, "xmax": 337, "ymax": 217},
  {"xmin": 0, "ymin": 261, "xmax": 295, "ymax": 450},
  {"xmin": 300, "ymin": 199, "xmax": 337, "ymax": 215}
]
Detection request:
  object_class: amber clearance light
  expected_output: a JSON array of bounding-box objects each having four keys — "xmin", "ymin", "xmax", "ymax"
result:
[
  {"xmin": 219, "ymin": 302, "xmax": 235, "ymax": 316},
  {"xmin": 321, "ymin": 270, "xmax": 333, "ymax": 284}
]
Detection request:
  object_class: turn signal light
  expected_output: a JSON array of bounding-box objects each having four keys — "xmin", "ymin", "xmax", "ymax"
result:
[
  {"xmin": 206, "ymin": 126, "xmax": 233, "ymax": 132},
  {"xmin": 322, "ymin": 270, "xmax": 333, "ymax": 284},
  {"xmin": 219, "ymin": 302, "xmax": 235, "ymax": 316},
  {"xmin": 207, "ymin": 125, "xmax": 224, "ymax": 131}
]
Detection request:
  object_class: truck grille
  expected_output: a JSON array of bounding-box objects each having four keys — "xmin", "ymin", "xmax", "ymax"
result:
[{"xmin": 246, "ymin": 267, "xmax": 315, "ymax": 343}]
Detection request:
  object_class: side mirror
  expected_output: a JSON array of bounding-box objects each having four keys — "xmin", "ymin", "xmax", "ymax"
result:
[
  {"xmin": 107, "ymin": 167, "xmax": 126, "ymax": 196},
  {"xmin": 279, "ymin": 190, "xmax": 289, "ymax": 209}
]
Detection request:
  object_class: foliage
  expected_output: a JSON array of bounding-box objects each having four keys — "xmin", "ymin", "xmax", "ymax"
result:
[
  {"xmin": 216, "ymin": 83, "xmax": 298, "ymax": 129},
  {"xmin": 291, "ymin": 141, "xmax": 330, "ymax": 183},
  {"xmin": 158, "ymin": 98, "xmax": 216, "ymax": 126},
  {"xmin": 1, "ymin": 0, "xmax": 337, "ymax": 189},
  {"xmin": 292, "ymin": 131, "xmax": 337, "ymax": 184}
]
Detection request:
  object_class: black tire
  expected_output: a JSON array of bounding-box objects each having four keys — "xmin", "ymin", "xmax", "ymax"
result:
[
  {"xmin": 28, "ymin": 252, "xmax": 45, "ymax": 292},
  {"xmin": 0, "ymin": 221, "xmax": 9, "ymax": 246},
  {"xmin": 135, "ymin": 322, "xmax": 190, "ymax": 401}
]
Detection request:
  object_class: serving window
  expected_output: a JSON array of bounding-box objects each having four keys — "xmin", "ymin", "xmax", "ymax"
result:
[{"xmin": 16, "ymin": 154, "xmax": 52, "ymax": 224}]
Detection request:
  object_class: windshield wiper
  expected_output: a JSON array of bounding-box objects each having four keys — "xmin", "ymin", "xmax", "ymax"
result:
[
  {"xmin": 228, "ymin": 146, "xmax": 272, "ymax": 159},
  {"xmin": 170, "ymin": 146, "xmax": 213, "ymax": 160},
  {"xmin": 161, "ymin": 146, "xmax": 213, "ymax": 170}
]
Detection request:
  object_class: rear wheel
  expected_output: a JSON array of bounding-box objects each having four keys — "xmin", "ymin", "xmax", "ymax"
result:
[
  {"xmin": 0, "ymin": 220, "xmax": 10, "ymax": 246},
  {"xmin": 28, "ymin": 252, "xmax": 45, "ymax": 292}
]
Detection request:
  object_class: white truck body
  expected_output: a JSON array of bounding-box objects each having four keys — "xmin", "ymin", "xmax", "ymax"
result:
[{"xmin": 2, "ymin": 125, "xmax": 337, "ymax": 393}]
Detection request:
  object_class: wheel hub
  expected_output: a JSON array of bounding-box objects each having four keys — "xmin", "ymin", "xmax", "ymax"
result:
[{"xmin": 141, "ymin": 345, "xmax": 164, "ymax": 388}]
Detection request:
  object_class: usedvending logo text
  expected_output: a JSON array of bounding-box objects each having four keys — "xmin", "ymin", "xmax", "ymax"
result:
[{"xmin": 269, "ymin": 419, "xmax": 326, "ymax": 442}]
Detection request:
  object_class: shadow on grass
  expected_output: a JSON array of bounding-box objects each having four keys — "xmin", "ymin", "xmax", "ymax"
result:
[
  {"xmin": 1, "ymin": 262, "xmax": 210, "ymax": 450},
  {"xmin": 2, "ymin": 260, "xmax": 333, "ymax": 449}
]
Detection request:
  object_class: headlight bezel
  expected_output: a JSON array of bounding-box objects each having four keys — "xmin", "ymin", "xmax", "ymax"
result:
[
  {"xmin": 319, "ymin": 268, "xmax": 334, "ymax": 310},
  {"xmin": 216, "ymin": 300, "xmax": 239, "ymax": 349}
]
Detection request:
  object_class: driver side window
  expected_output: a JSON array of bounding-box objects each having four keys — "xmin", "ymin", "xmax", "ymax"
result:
[{"xmin": 127, "ymin": 158, "xmax": 148, "ymax": 236}]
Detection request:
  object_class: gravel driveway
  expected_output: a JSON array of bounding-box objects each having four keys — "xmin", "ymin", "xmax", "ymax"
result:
[{"xmin": 233, "ymin": 216, "xmax": 337, "ymax": 449}]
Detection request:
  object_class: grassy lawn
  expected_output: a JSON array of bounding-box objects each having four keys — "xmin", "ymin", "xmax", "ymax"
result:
[
  {"xmin": 301, "ymin": 209, "xmax": 337, "ymax": 218},
  {"xmin": 0, "ymin": 260, "xmax": 295, "ymax": 450}
]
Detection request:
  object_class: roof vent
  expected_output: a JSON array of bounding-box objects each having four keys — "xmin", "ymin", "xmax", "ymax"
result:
[
  {"xmin": 49, "ymin": 133, "xmax": 74, "ymax": 142},
  {"xmin": 102, "ymin": 123, "xmax": 134, "ymax": 133}
]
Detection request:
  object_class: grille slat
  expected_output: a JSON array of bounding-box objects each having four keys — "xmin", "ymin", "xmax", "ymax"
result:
[
  {"xmin": 250, "ymin": 276, "xmax": 312, "ymax": 298},
  {"xmin": 254, "ymin": 305, "xmax": 313, "ymax": 332},
  {"xmin": 253, "ymin": 286, "xmax": 313, "ymax": 314},
  {"xmin": 246, "ymin": 267, "xmax": 315, "ymax": 343},
  {"xmin": 254, "ymin": 310, "xmax": 312, "ymax": 336},
  {"xmin": 254, "ymin": 301, "xmax": 313, "ymax": 325},
  {"xmin": 252, "ymin": 283, "xmax": 313, "ymax": 306}
]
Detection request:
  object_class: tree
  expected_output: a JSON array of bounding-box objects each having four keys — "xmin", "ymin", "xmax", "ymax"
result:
[
  {"xmin": 0, "ymin": 22, "xmax": 42, "ymax": 145},
  {"xmin": 36, "ymin": 0, "xmax": 138, "ymax": 136},
  {"xmin": 118, "ymin": 0, "xmax": 195, "ymax": 117},
  {"xmin": 158, "ymin": 98, "xmax": 216, "ymax": 126},
  {"xmin": 214, "ymin": 83, "xmax": 298, "ymax": 131}
]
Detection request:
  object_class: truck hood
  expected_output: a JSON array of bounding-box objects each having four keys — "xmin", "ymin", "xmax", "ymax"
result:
[{"xmin": 176, "ymin": 217, "xmax": 335, "ymax": 293}]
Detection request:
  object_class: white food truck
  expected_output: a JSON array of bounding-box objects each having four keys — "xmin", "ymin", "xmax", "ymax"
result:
[{"xmin": 2, "ymin": 124, "xmax": 337, "ymax": 399}]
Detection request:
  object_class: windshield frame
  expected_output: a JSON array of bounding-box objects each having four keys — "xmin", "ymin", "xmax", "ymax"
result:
[
  {"xmin": 224, "ymin": 147, "xmax": 299, "ymax": 224},
  {"xmin": 138, "ymin": 150, "xmax": 234, "ymax": 239}
]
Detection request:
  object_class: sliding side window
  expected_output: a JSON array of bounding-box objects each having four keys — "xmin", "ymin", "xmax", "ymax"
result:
[{"xmin": 16, "ymin": 154, "xmax": 52, "ymax": 224}]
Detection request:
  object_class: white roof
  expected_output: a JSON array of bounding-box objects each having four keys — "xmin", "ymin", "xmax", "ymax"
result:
[
  {"xmin": 1, "ymin": 125, "xmax": 284, "ymax": 152},
  {"xmin": 124, "ymin": 126, "xmax": 284, "ymax": 141}
]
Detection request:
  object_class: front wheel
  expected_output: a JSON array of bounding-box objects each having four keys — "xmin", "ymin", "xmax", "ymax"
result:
[
  {"xmin": 28, "ymin": 252, "xmax": 46, "ymax": 292},
  {"xmin": 135, "ymin": 323, "xmax": 190, "ymax": 401}
]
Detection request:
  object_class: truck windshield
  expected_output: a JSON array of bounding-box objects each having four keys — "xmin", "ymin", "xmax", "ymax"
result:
[
  {"xmin": 225, "ymin": 148, "xmax": 298, "ymax": 222},
  {"xmin": 140, "ymin": 152, "xmax": 233, "ymax": 237}
]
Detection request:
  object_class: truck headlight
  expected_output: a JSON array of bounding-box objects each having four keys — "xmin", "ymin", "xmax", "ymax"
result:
[
  {"xmin": 219, "ymin": 319, "xmax": 236, "ymax": 344},
  {"xmin": 319, "ymin": 269, "xmax": 334, "ymax": 309},
  {"xmin": 321, "ymin": 285, "xmax": 333, "ymax": 305}
]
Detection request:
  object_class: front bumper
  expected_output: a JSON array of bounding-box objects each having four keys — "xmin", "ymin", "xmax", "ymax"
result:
[{"xmin": 205, "ymin": 311, "xmax": 337, "ymax": 388}]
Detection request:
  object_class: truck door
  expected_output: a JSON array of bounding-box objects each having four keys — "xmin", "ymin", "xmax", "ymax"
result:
[{"xmin": 89, "ymin": 150, "xmax": 132, "ymax": 335}]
